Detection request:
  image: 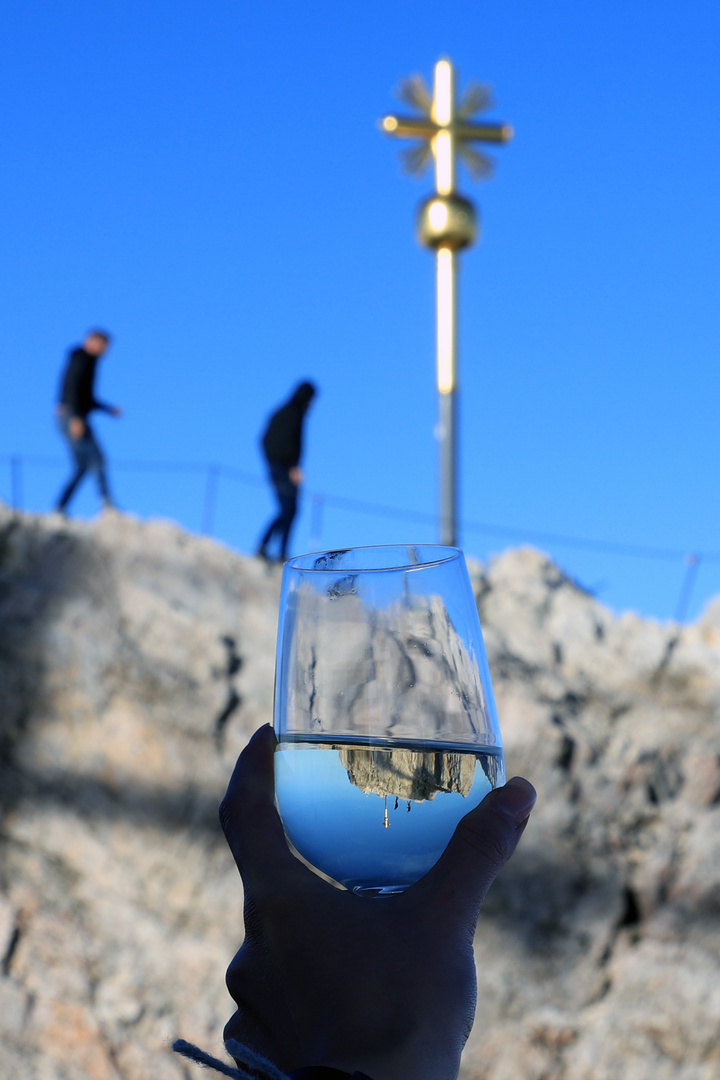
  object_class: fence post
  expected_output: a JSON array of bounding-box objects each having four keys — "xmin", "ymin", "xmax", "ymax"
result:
[
  {"xmin": 674, "ymin": 553, "xmax": 701, "ymax": 624},
  {"xmin": 10, "ymin": 456, "xmax": 23, "ymax": 511}
]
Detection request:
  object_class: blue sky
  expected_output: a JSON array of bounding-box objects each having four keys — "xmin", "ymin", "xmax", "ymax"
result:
[{"xmin": 1, "ymin": 0, "xmax": 719, "ymax": 622}]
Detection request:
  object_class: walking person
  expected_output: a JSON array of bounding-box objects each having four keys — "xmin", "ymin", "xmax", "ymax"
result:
[
  {"xmin": 256, "ymin": 381, "xmax": 317, "ymax": 563},
  {"xmin": 54, "ymin": 329, "xmax": 122, "ymax": 515}
]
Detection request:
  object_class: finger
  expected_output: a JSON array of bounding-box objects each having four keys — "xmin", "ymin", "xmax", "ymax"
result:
[
  {"xmin": 413, "ymin": 776, "xmax": 536, "ymax": 924},
  {"xmin": 219, "ymin": 724, "xmax": 285, "ymax": 876},
  {"xmin": 219, "ymin": 724, "xmax": 318, "ymax": 896}
]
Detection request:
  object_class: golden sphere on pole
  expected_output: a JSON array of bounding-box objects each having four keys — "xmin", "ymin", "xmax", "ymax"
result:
[{"xmin": 416, "ymin": 193, "xmax": 478, "ymax": 251}]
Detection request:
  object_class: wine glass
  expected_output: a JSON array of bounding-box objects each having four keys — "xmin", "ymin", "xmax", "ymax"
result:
[{"xmin": 273, "ymin": 545, "xmax": 504, "ymax": 896}]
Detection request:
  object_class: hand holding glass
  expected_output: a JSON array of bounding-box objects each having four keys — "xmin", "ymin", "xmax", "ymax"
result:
[{"xmin": 273, "ymin": 546, "xmax": 504, "ymax": 896}]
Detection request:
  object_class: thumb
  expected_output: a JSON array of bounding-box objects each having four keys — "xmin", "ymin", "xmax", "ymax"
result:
[
  {"xmin": 414, "ymin": 776, "xmax": 536, "ymax": 923},
  {"xmin": 219, "ymin": 724, "xmax": 312, "ymax": 898}
]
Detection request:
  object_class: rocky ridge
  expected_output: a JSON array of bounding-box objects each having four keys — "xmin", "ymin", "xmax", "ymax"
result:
[{"xmin": 0, "ymin": 504, "xmax": 718, "ymax": 1080}]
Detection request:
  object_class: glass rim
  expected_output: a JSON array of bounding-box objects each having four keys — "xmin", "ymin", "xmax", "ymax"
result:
[{"xmin": 284, "ymin": 544, "xmax": 464, "ymax": 574}]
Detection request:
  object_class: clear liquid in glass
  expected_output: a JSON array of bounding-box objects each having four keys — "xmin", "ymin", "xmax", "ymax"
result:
[{"xmin": 275, "ymin": 736, "xmax": 505, "ymax": 896}]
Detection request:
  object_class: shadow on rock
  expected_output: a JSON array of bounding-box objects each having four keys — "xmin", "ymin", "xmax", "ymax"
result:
[{"xmin": 0, "ymin": 518, "xmax": 115, "ymax": 818}]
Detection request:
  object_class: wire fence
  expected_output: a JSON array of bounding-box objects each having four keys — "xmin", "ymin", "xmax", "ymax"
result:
[{"xmin": 2, "ymin": 453, "xmax": 717, "ymax": 623}]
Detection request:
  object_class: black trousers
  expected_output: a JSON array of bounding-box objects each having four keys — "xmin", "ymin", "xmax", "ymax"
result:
[{"xmin": 259, "ymin": 463, "xmax": 298, "ymax": 559}]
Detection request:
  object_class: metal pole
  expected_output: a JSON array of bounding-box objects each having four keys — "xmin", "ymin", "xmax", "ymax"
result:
[
  {"xmin": 674, "ymin": 553, "xmax": 701, "ymax": 623},
  {"xmin": 380, "ymin": 58, "xmax": 511, "ymax": 550},
  {"xmin": 10, "ymin": 455, "xmax": 22, "ymax": 511},
  {"xmin": 436, "ymin": 246, "xmax": 458, "ymax": 545}
]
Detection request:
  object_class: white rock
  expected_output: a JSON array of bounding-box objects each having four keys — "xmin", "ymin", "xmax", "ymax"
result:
[{"xmin": 1, "ymin": 504, "xmax": 719, "ymax": 1080}]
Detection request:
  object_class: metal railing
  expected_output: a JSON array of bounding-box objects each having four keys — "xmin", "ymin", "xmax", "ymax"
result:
[{"xmin": 2, "ymin": 453, "xmax": 716, "ymax": 623}]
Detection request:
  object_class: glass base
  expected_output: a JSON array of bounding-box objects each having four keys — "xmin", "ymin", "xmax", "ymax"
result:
[{"xmin": 352, "ymin": 884, "xmax": 408, "ymax": 897}]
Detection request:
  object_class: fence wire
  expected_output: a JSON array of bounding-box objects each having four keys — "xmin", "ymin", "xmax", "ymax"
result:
[{"xmin": 2, "ymin": 453, "xmax": 716, "ymax": 623}]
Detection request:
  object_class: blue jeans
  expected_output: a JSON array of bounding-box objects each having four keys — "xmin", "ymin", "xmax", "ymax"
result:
[{"xmin": 56, "ymin": 413, "xmax": 112, "ymax": 511}]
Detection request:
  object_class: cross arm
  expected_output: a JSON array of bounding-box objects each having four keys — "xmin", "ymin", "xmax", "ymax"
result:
[
  {"xmin": 453, "ymin": 121, "xmax": 513, "ymax": 144},
  {"xmin": 380, "ymin": 115, "xmax": 437, "ymax": 139},
  {"xmin": 380, "ymin": 115, "xmax": 513, "ymax": 145}
]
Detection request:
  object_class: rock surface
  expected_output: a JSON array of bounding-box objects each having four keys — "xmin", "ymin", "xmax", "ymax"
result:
[
  {"xmin": 340, "ymin": 744, "xmax": 477, "ymax": 800},
  {"xmin": 0, "ymin": 504, "xmax": 718, "ymax": 1079}
]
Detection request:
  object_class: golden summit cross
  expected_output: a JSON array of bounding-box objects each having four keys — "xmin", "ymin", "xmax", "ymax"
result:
[
  {"xmin": 381, "ymin": 58, "xmax": 512, "ymax": 196},
  {"xmin": 380, "ymin": 58, "xmax": 512, "ymax": 547}
]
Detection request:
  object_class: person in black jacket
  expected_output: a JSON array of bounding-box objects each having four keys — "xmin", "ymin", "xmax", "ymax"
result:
[
  {"xmin": 257, "ymin": 381, "xmax": 317, "ymax": 562},
  {"xmin": 54, "ymin": 330, "xmax": 122, "ymax": 514}
]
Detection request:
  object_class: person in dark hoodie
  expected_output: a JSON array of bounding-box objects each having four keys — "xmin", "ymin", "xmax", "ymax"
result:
[
  {"xmin": 257, "ymin": 381, "xmax": 317, "ymax": 562},
  {"xmin": 54, "ymin": 329, "xmax": 122, "ymax": 514}
]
